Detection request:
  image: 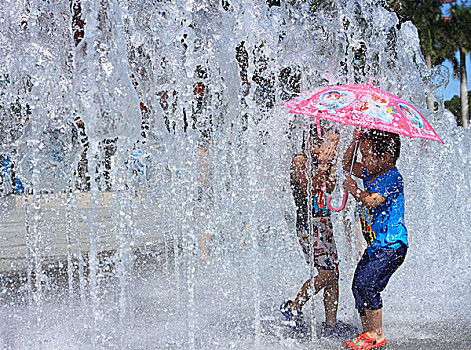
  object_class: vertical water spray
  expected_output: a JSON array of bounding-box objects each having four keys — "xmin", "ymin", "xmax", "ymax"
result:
[
  {"xmin": 0, "ymin": 0, "xmax": 470, "ymax": 348},
  {"xmin": 70, "ymin": 188, "xmax": 87, "ymax": 306},
  {"xmin": 65, "ymin": 191, "xmax": 75, "ymax": 300},
  {"xmin": 113, "ymin": 143, "xmax": 135, "ymax": 345}
]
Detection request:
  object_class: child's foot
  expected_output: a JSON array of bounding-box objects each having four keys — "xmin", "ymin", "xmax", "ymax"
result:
[
  {"xmin": 321, "ymin": 321, "xmax": 358, "ymax": 338},
  {"xmin": 280, "ymin": 300, "xmax": 305, "ymax": 330},
  {"xmin": 344, "ymin": 332, "xmax": 387, "ymax": 349}
]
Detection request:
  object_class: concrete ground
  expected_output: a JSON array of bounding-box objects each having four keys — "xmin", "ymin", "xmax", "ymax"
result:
[
  {"xmin": 0, "ymin": 193, "xmax": 469, "ymax": 349},
  {"xmin": 0, "ymin": 190, "xmax": 166, "ymax": 274}
]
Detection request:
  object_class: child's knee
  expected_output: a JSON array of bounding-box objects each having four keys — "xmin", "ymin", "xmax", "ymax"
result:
[
  {"xmin": 330, "ymin": 268, "xmax": 339, "ymax": 283},
  {"xmin": 319, "ymin": 268, "xmax": 338, "ymax": 283},
  {"xmin": 324, "ymin": 269, "xmax": 339, "ymax": 291},
  {"xmin": 352, "ymin": 276, "xmax": 376, "ymax": 295}
]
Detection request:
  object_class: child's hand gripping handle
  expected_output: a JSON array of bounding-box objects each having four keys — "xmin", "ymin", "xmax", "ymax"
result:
[{"xmin": 326, "ymin": 139, "xmax": 360, "ymax": 212}]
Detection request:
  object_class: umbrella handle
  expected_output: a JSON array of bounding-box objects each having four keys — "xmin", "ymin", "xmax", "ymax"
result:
[
  {"xmin": 326, "ymin": 139, "xmax": 359, "ymax": 212},
  {"xmin": 327, "ymin": 192, "xmax": 348, "ymax": 212}
]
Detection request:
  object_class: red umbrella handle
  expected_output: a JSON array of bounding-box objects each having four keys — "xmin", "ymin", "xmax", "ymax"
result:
[{"xmin": 327, "ymin": 191, "xmax": 348, "ymax": 212}]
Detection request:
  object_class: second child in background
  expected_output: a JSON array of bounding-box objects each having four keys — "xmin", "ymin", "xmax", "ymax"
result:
[{"xmin": 281, "ymin": 125, "xmax": 354, "ymax": 337}]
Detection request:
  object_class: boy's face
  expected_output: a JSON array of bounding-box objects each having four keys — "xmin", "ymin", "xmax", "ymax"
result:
[{"xmin": 360, "ymin": 139, "xmax": 387, "ymax": 175}]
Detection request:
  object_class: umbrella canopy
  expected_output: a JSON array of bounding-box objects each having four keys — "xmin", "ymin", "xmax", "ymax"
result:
[
  {"xmin": 284, "ymin": 83, "xmax": 444, "ymax": 144},
  {"xmin": 283, "ymin": 82, "xmax": 444, "ymax": 211}
]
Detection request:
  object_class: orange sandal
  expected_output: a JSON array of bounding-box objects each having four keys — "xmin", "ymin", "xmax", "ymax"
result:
[{"xmin": 344, "ymin": 332, "xmax": 387, "ymax": 349}]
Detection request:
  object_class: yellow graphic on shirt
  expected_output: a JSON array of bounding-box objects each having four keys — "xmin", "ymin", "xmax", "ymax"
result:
[{"xmin": 360, "ymin": 209, "xmax": 376, "ymax": 247}]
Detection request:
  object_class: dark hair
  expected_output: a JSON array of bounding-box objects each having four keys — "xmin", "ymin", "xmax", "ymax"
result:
[{"xmin": 361, "ymin": 129, "xmax": 401, "ymax": 162}]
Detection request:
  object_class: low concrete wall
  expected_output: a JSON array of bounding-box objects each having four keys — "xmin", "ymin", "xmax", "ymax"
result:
[{"xmin": 0, "ymin": 190, "xmax": 166, "ymax": 274}]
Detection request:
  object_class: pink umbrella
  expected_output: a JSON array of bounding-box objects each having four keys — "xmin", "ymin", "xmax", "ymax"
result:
[{"xmin": 284, "ymin": 79, "xmax": 444, "ymax": 211}]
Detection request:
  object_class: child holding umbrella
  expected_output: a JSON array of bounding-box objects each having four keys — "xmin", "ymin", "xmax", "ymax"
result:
[{"xmin": 342, "ymin": 128, "xmax": 408, "ymax": 349}]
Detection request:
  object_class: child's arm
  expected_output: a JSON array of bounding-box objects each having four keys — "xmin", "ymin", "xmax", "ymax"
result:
[
  {"xmin": 342, "ymin": 128, "xmax": 363, "ymax": 178},
  {"xmin": 343, "ymin": 175, "xmax": 386, "ymax": 209}
]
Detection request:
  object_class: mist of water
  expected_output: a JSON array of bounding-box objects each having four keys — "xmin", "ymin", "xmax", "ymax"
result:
[{"xmin": 0, "ymin": 0, "xmax": 470, "ymax": 349}]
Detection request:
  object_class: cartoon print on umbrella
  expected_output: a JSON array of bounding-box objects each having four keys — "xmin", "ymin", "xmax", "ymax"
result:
[
  {"xmin": 315, "ymin": 90, "xmax": 356, "ymax": 110},
  {"xmin": 283, "ymin": 87, "xmax": 325, "ymax": 110},
  {"xmin": 399, "ymin": 103, "xmax": 432, "ymax": 136},
  {"xmin": 354, "ymin": 93, "xmax": 398, "ymax": 124}
]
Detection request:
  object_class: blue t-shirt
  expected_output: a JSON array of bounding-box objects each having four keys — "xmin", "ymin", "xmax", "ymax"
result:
[{"xmin": 360, "ymin": 167, "xmax": 408, "ymax": 255}]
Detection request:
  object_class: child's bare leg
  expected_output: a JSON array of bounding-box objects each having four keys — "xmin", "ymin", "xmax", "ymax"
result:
[
  {"xmin": 360, "ymin": 314, "xmax": 368, "ymax": 332},
  {"xmin": 293, "ymin": 278, "xmax": 311, "ymax": 312},
  {"xmin": 362, "ymin": 308, "xmax": 384, "ymax": 342},
  {"xmin": 292, "ymin": 267, "xmax": 338, "ymax": 323},
  {"xmin": 322, "ymin": 267, "xmax": 339, "ymax": 326}
]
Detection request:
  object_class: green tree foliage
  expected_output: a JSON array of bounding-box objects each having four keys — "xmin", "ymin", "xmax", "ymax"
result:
[
  {"xmin": 389, "ymin": 0, "xmax": 471, "ymax": 126},
  {"xmin": 445, "ymin": 92, "xmax": 471, "ymax": 126},
  {"xmin": 387, "ymin": 0, "xmax": 447, "ymax": 67},
  {"xmin": 447, "ymin": 2, "xmax": 471, "ymax": 127},
  {"xmin": 448, "ymin": 2, "xmax": 471, "ymax": 54},
  {"xmin": 438, "ymin": 2, "xmax": 471, "ymax": 77}
]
